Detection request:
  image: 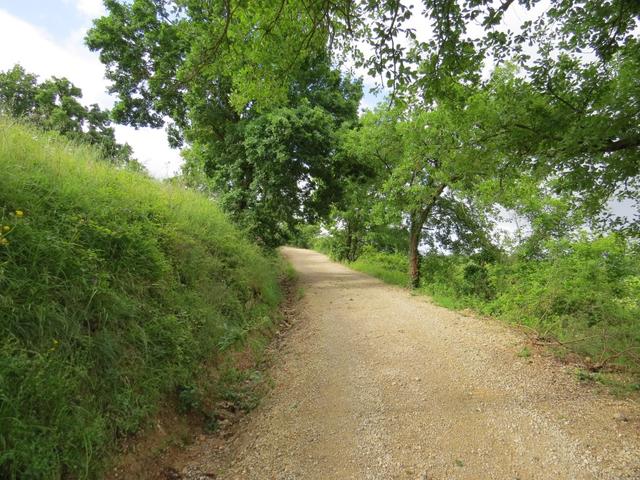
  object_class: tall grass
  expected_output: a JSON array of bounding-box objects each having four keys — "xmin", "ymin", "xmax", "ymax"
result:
[
  {"xmin": 348, "ymin": 246, "xmax": 408, "ymax": 287},
  {"xmin": 0, "ymin": 119, "xmax": 282, "ymax": 478}
]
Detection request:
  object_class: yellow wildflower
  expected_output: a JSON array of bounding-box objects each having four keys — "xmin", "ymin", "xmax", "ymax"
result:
[
  {"xmin": 0, "ymin": 237, "xmax": 9, "ymax": 246},
  {"xmin": 2, "ymin": 225, "xmax": 9, "ymax": 232},
  {"xmin": 15, "ymin": 210, "xmax": 24, "ymax": 218}
]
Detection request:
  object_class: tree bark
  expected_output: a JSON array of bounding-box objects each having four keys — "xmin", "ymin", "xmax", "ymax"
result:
[
  {"xmin": 345, "ymin": 223, "xmax": 352, "ymax": 261},
  {"xmin": 406, "ymin": 183, "xmax": 448, "ymax": 289},
  {"xmin": 409, "ymin": 220, "xmax": 421, "ymax": 288}
]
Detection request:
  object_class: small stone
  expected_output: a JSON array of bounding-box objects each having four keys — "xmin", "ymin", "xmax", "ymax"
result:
[{"xmin": 614, "ymin": 412, "xmax": 629, "ymax": 422}]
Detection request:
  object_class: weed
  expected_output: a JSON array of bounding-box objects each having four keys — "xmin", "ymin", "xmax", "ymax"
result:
[
  {"xmin": 574, "ymin": 368, "xmax": 640, "ymax": 396},
  {"xmin": 517, "ymin": 347, "xmax": 531, "ymax": 358},
  {"xmin": 177, "ymin": 385, "xmax": 202, "ymax": 413},
  {"xmin": 216, "ymin": 367, "xmax": 266, "ymax": 413}
]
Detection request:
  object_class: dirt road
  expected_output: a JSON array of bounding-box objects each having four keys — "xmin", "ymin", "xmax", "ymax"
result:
[{"xmin": 178, "ymin": 247, "xmax": 640, "ymax": 479}]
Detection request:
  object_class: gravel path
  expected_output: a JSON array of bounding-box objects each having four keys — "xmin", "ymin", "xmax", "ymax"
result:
[{"xmin": 177, "ymin": 247, "xmax": 640, "ymax": 480}]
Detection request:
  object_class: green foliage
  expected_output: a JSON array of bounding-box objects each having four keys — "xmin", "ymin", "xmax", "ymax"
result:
[
  {"xmin": 87, "ymin": 0, "xmax": 640, "ymax": 257},
  {"xmin": 215, "ymin": 367, "xmax": 265, "ymax": 413},
  {"xmin": 0, "ymin": 119, "xmax": 282, "ymax": 479},
  {"xmin": 288, "ymin": 224, "xmax": 322, "ymax": 249},
  {"xmin": 0, "ymin": 65, "xmax": 136, "ymax": 167},
  {"xmin": 87, "ymin": 2, "xmax": 364, "ymax": 246},
  {"xmin": 226, "ymin": 102, "xmax": 344, "ymax": 246},
  {"xmin": 349, "ymin": 246, "xmax": 409, "ymax": 287},
  {"xmin": 421, "ymin": 255, "xmax": 496, "ymax": 302},
  {"xmin": 180, "ymin": 69, "xmax": 361, "ymax": 247},
  {"xmin": 485, "ymin": 236, "xmax": 640, "ymax": 365}
]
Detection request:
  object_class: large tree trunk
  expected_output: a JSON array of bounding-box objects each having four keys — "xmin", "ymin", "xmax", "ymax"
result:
[{"xmin": 409, "ymin": 221, "xmax": 421, "ymax": 288}]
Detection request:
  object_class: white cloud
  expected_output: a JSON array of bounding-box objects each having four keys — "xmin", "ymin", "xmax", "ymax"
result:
[
  {"xmin": 0, "ymin": 9, "xmax": 108, "ymax": 105},
  {"xmin": 115, "ymin": 125, "xmax": 183, "ymax": 178},
  {"xmin": 0, "ymin": 8, "xmax": 183, "ymax": 178},
  {"xmin": 71, "ymin": 0, "xmax": 106, "ymax": 19}
]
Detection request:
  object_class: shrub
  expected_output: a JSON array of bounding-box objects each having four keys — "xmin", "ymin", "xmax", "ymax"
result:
[{"xmin": 487, "ymin": 235, "xmax": 640, "ymax": 365}]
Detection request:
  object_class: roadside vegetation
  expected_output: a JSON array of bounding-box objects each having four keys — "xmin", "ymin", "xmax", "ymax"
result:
[
  {"xmin": 0, "ymin": 65, "xmax": 138, "ymax": 169},
  {"xmin": 0, "ymin": 119, "xmax": 283, "ymax": 478},
  {"xmin": 1, "ymin": 0, "xmax": 639, "ymax": 476},
  {"xmin": 314, "ymin": 235, "xmax": 640, "ymax": 381}
]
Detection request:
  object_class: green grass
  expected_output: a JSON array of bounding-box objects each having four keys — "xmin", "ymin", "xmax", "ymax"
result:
[
  {"xmin": 419, "ymin": 284, "xmax": 468, "ymax": 310},
  {"xmin": 349, "ymin": 259, "xmax": 408, "ymax": 286},
  {"xmin": 517, "ymin": 346, "xmax": 531, "ymax": 358},
  {"xmin": 0, "ymin": 118, "xmax": 283, "ymax": 479},
  {"xmin": 349, "ymin": 248, "xmax": 409, "ymax": 287}
]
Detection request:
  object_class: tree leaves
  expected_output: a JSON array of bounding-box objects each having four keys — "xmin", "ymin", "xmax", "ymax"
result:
[{"xmin": 0, "ymin": 65, "xmax": 136, "ymax": 167}]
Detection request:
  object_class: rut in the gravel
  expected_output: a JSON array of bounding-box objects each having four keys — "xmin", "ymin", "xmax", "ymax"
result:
[{"xmin": 176, "ymin": 247, "xmax": 640, "ymax": 480}]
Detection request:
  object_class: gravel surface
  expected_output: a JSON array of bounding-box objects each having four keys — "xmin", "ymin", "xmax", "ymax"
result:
[{"xmin": 176, "ymin": 247, "xmax": 640, "ymax": 480}]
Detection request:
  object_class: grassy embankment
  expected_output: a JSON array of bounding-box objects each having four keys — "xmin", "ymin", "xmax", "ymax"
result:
[
  {"xmin": 315, "ymin": 241, "xmax": 640, "ymax": 386},
  {"xmin": 0, "ymin": 119, "xmax": 286, "ymax": 478}
]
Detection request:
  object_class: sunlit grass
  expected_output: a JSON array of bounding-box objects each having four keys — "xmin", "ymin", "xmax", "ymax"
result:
[{"xmin": 0, "ymin": 118, "xmax": 282, "ymax": 479}]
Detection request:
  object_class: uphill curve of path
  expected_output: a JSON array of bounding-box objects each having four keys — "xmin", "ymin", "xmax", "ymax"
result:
[{"xmin": 178, "ymin": 247, "xmax": 640, "ymax": 480}]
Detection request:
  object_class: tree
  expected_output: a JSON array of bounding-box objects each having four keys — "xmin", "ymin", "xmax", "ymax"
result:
[
  {"xmin": 87, "ymin": 0, "xmax": 640, "ymax": 248},
  {"xmin": 330, "ymin": 94, "xmax": 503, "ymax": 287},
  {"xmin": 223, "ymin": 103, "xmax": 340, "ymax": 245},
  {"xmin": 88, "ymin": 2, "xmax": 362, "ymax": 245},
  {"xmin": 417, "ymin": 0, "xmax": 640, "ymax": 230},
  {"xmin": 0, "ymin": 65, "xmax": 136, "ymax": 167},
  {"xmin": 318, "ymin": 108, "xmax": 401, "ymax": 261}
]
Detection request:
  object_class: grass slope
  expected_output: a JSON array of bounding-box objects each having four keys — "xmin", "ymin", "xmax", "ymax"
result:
[{"xmin": 0, "ymin": 119, "xmax": 282, "ymax": 479}]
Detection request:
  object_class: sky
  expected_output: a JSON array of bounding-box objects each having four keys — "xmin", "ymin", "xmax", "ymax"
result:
[{"xmin": 0, "ymin": 0, "xmax": 183, "ymax": 178}]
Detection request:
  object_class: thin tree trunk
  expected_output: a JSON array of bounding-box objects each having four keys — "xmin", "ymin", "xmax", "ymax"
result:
[
  {"xmin": 409, "ymin": 221, "xmax": 421, "ymax": 288},
  {"xmin": 350, "ymin": 234, "xmax": 360, "ymax": 261},
  {"xmin": 345, "ymin": 223, "xmax": 352, "ymax": 261},
  {"xmin": 406, "ymin": 183, "xmax": 448, "ymax": 289}
]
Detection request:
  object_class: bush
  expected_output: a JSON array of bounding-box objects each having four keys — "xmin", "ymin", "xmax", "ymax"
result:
[
  {"xmin": 288, "ymin": 223, "xmax": 321, "ymax": 249},
  {"xmin": 487, "ymin": 235, "xmax": 640, "ymax": 364},
  {"xmin": 0, "ymin": 119, "xmax": 282, "ymax": 479}
]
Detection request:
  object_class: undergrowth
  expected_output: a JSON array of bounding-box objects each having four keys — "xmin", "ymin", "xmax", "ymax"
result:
[{"xmin": 0, "ymin": 118, "xmax": 283, "ymax": 479}]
